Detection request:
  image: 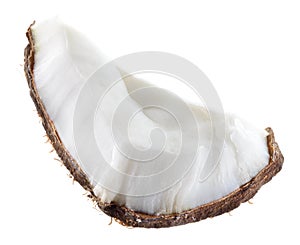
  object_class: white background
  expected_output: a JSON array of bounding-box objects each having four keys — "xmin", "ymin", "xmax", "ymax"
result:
[{"xmin": 1, "ymin": 0, "xmax": 299, "ymax": 244}]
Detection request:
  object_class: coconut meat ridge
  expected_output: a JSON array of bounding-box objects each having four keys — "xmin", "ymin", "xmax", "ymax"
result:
[{"xmin": 31, "ymin": 19, "xmax": 269, "ymax": 215}]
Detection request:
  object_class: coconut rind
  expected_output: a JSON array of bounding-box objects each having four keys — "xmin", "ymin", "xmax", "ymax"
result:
[{"xmin": 24, "ymin": 23, "xmax": 284, "ymax": 228}]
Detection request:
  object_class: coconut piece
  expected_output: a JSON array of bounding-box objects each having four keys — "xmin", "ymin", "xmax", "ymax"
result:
[{"xmin": 24, "ymin": 20, "xmax": 284, "ymax": 228}]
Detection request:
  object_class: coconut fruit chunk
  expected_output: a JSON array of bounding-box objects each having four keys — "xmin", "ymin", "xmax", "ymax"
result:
[{"xmin": 24, "ymin": 19, "xmax": 284, "ymax": 228}]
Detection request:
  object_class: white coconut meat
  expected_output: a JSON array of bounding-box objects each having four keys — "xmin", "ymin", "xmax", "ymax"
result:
[{"xmin": 31, "ymin": 19, "xmax": 270, "ymax": 215}]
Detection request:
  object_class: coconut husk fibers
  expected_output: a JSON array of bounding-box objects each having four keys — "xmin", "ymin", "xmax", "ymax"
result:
[{"xmin": 24, "ymin": 23, "xmax": 284, "ymax": 228}]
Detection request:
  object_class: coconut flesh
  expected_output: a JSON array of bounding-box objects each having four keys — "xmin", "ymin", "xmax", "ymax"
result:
[{"xmin": 29, "ymin": 19, "xmax": 272, "ymax": 216}]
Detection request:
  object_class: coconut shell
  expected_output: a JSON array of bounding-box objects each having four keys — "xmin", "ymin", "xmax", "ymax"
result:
[{"xmin": 24, "ymin": 22, "xmax": 284, "ymax": 228}]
